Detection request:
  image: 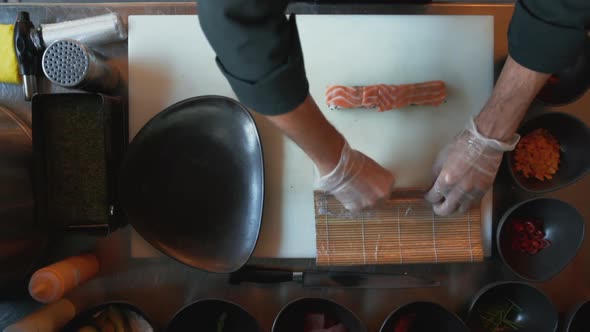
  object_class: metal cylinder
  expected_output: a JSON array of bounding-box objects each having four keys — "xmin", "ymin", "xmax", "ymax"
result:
[
  {"xmin": 40, "ymin": 13, "xmax": 127, "ymax": 47},
  {"xmin": 22, "ymin": 75, "xmax": 37, "ymax": 101},
  {"xmin": 42, "ymin": 39, "xmax": 119, "ymax": 93}
]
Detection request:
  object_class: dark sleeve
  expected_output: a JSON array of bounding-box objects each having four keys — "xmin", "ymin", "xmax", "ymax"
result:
[
  {"xmin": 197, "ymin": 0, "xmax": 309, "ymax": 115},
  {"xmin": 508, "ymin": 0, "xmax": 590, "ymax": 73}
]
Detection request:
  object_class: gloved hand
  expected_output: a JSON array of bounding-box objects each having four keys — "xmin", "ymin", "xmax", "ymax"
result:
[
  {"xmin": 425, "ymin": 118, "xmax": 520, "ymax": 216},
  {"xmin": 315, "ymin": 141, "xmax": 395, "ymax": 212}
]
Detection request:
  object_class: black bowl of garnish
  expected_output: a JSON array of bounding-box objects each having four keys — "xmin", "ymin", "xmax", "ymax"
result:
[
  {"xmin": 497, "ymin": 198, "xmax": 584, "ymax": 282},
  {"xmin": 467, "ymin": 282, "xmax": 558, "ymax": 332},
  {"xmin": 379, "ymin": 301, "xmax": 468, "ymax": 332},
  {"xmin": 62, "ymin": 302, "xmax": 155, "ymax": 332},
  {"xmin": 168, "ymin": 299, "xmax": 261, "ymax": 332},
  {"xmin": 272, "ymin": 298, "xmax": 365, "ymax": 332},
  {"xmin": 507, "ymin": 112, "xmax": 590, "ymax": 193},
  {"xmin": 563, "ymin": 300, "xmax": 590, "ymax": 332},
  {"xmin": 536, "ymin": 39, "xmax": 590, "ymax": 106}
]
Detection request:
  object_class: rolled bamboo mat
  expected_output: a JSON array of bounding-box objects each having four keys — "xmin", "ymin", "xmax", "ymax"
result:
[{"xmin": 314, "ymin": 191, "xmax": 483, "ymax": 266}]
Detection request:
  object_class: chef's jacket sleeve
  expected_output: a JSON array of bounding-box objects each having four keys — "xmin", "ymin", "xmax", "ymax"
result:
[
  {"xmin": 508, "ymin": 0, "xmax": 590, "ymax": 73},
  {"xmin": 198, "ymin": 0, "xmax": 309, "ymax": 115}
]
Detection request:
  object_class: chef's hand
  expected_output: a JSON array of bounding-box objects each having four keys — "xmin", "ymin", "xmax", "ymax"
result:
[
  {"xmin": 316, "ymin": 141, "xmax": 395, "ymax": 212},
  {"xmin": 426, "ymin": 119, "xmax": 519, "ymax": 216}
]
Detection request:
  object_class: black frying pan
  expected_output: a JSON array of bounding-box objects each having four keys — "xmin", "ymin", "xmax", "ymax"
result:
[{"xmin": 118, "ymin": 96, "xmax": 264, "ymax": 273}]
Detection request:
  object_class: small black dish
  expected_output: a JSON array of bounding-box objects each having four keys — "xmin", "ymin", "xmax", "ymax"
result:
[
  {"xmin": 497, "ymin": 198, "xmax": 584, "ymax": 281},
  {"xmin": 536, "ymin": 39, "xmax": 590, "ymax": 106},
  {"xmin": 508, "ymin": 112, "xmax": 590, "ymax": 193},
  {"xmin": 379, "ymin": 301, "xmax": 468, "ymax": 332},
  {"xmin": 468, "ymin": 282, "xmax": 558, "ymax": 332},
  {"xmin": 168, "ymin": 299, "xmax": 261, "ymax": 332},
  {"xmin": 61, "ymin": 302, "xmax": 154, "ymax": 332},
  {"xmin": 272, "ymin": 298, "xmax": 365, "ymax": 332},
  {"xmin": 563, "ymin": 300, "xmax": 590, "ymax": 332}
]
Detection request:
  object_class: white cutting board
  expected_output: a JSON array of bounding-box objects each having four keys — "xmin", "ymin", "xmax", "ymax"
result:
[{"xmin": 128, "ymin": 15, "xmax": 494, "ymax": 259}]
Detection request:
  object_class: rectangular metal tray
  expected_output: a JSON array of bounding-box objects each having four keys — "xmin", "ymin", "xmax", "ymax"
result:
[{"xmin": 32, "ymin": 93, "xmax": 128, "ymax": 235}]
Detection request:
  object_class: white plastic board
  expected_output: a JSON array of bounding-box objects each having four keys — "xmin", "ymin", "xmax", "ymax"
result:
[{"xmin": 128, "ymin": 15, "xmax": 494, "ymax": 258}]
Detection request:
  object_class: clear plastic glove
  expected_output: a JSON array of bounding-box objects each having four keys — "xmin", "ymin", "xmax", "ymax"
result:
[
  {"xmin": 425, "ymin": 118, "xmax": 520, "ymax": 216},
  {"xmin": 315, "ymin": 141, "xmax": 395, "ymax": 212}
]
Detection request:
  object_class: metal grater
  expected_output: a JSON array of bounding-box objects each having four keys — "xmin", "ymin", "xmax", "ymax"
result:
[
  {"xmin": 42, "ymin": 39, "xmax": 89, "ymax": 87},
  {"xmin": 42, "ymin": 39, "xmax": 119, "ymax": 92}
]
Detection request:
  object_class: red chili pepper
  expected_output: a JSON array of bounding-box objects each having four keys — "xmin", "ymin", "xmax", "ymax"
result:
[
  {"xmin": 513, "ymin": 222, "xmax": 525, "ymax": 233},
  {"xmin": 532, "ymin": 230, "xmax": 544, "ymax": 239},
  {"xmin": 509, "ymin": 217, "xmax": 549, "ymax": 255},
  {"xmin": 512, "ymin": 240, "xmax": 520, "ymax": 251},
  {"xmin": 525, "ymin": 221, "xmax": 536, "ymax": 233}
]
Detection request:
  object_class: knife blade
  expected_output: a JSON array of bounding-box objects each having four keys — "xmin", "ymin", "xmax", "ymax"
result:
[
  {"xmin": 301, "ymin": 271, "xmax": 439, "ymax": 288},
  {"xmin": 229, "ymin": 268, "xmax": 440, "ymax": 289}
]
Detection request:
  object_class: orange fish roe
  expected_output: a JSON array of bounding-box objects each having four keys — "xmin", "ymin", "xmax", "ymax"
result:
[{"xmin": 513, "ymin": 128, "xmax": 560, "ymax": 181}]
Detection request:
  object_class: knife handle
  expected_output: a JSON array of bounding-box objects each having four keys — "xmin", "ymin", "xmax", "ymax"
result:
[{"xmin": 229, "ymin": 268, "xmax": 295, "ymax": 285}]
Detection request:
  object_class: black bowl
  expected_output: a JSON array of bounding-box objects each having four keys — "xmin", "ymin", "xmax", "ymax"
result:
[
  {"xmin": 467, "ymin": 282, "xmax": 558, "ymax": 332},
  {"xmin": 508, "ymin": 112, "xmax": 590, "ymax": 193},
  {"xmin": 379, "ymin": 302, "xmax": 468, "ymax": 332},
  {"xmin": 563, "ymin": 300, "xmax": 590, "ymax": 332},
  {"xmin": 61, "ymin": 302, "xmax": 155, "ymax": 332},
  {"xmin": 497, "ymin": 198, "xmax": 585, "ymax": 281},
  {"xmin": 168, "ymin": 299, "xmax": 261, "ymax": 332},
  {"xmin": 272, "ymin": 298, "xmax": 365, "ymax": 332},
  {"xmin": 536, "ymin": 39, "xmax": 590, "ymax": 106}
]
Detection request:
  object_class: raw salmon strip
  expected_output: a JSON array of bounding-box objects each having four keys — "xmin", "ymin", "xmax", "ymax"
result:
[{"xmin": 326, "ymin": 80, "xmax": 446, "ymax": 112}]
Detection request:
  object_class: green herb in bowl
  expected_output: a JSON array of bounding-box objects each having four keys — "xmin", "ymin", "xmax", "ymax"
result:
[
  {"xmin": 478, "ymin": 299, "xmax": 523, "ymax": 332},
  {"xmin": 217, "ymin": 312, "xmax": 228, "ymax": 332}
]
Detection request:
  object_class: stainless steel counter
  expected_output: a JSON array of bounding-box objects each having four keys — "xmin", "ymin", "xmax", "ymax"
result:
[{"xmin": 1, "ymin": 3, "xmax": 589, "ymax": 332}]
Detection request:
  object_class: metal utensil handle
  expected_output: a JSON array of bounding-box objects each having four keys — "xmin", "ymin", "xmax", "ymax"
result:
[{"xmin": 229, "ymin": 268, "xmax": 295, "ymax": 285}]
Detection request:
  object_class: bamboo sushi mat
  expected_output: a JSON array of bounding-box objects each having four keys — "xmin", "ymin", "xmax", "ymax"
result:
[{"xmin": 314, "ymin": 191, "xmax": 483, "ymax": 266}]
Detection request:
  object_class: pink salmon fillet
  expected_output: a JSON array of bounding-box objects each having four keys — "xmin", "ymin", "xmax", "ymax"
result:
[{"xmin": 326, "ymin": 80, "xmax": 447, "ymax": 112}]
